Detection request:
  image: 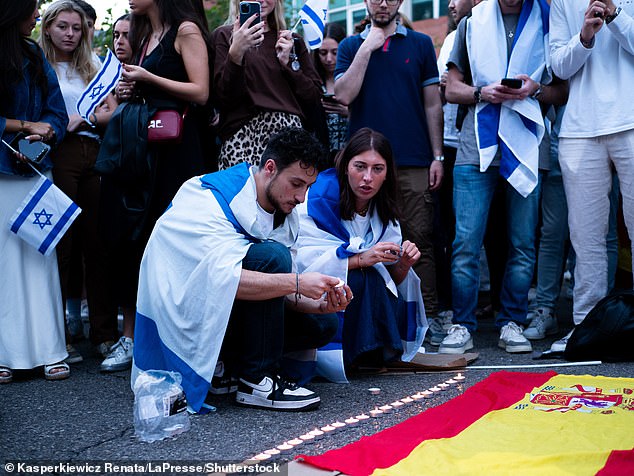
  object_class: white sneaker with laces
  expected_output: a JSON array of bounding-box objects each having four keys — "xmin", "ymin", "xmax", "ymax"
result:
[
  {"xmin": 235, "ymin": 375, "xmax": 320, "ymax": 411},
  {"xmin": 100, "ymin": 336, "xmax": 134, "ymax": 372},
  {"xmin": 499, "ymin": 322, "xmax": 532, "ymax": 353},
  {"xmin": 426, "ymin": 310, "xmax": 454, "ymax": 346},
  {"xmin": 550, "ymin": 329, "xmax": 574, "ymax": 352},
  {"xmin": 524, "ymin": 307, "xmax": 558, "ymax": 340},
  {"xmin": 438, "ymin": 324, "xmax": 473, "ymax": 354}
]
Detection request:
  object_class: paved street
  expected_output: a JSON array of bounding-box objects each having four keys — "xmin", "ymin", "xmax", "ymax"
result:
[{"xmin": 1, "ymin": 293, "xmax": 633, "ymax": 475}]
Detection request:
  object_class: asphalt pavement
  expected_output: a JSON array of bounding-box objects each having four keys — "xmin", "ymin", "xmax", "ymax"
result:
[{"xmin": 1, "ymin": 291, "xmax": 633, "ymax": 475}]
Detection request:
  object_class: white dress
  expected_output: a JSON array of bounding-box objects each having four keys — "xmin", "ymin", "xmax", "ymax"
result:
[{"xmin": 0, "ymin": 173, "xmax": 67, "ymax": 369}]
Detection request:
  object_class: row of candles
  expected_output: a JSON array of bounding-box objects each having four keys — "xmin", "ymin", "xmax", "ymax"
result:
[{"xmin": 246, "ymin": 373, "xmax": 466, "ymax": 463}]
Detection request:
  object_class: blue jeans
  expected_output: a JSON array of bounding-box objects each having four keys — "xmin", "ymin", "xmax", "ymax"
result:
[{"xmin": 452, "ymin": 165, "xmax": 541, "ymax": 332}]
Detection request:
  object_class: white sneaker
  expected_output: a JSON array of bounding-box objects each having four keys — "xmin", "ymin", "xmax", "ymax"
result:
[
  {"xmin": 209, "ymin": 360, "xmax": 238, "ymax": 394},
  {"xmin": 524, "ymin": 307, "xmax": 558, "ymax": 340},
  {"xmin": 498, "ymin": 322, "xmax": 532, "ymax": 353},
  {"xmin": 550, "ymin": 329, "xmax": 574, "ymax": 352},
  {"xmin": 426, "ymin": 310, "xmax": 454, "ymax": 346},
  {"xmin": 438, "ymin": 325, "xmax": 473, "ymax": 354},
  {"xmin": 100, "ymin": 336, "xmax": 133, "ymax": 372}
]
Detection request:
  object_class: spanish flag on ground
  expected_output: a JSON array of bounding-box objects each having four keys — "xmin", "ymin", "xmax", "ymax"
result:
[{"xmin": 300, "ymin": 371, "xmax": 634, "ymax": 475}]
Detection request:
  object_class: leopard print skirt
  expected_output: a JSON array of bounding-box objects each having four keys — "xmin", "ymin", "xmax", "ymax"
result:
[{"xmin": 218, "ymin": 111, "xmax": 302, "ymax": 170}]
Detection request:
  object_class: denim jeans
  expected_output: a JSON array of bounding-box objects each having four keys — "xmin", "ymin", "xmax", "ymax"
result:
[
  {"xmin": 452, "ymin": 165, "xmax": 541, "ymax": 332},
  {"xmin": 222, "ymin": 241, "xmax": 338, "ymax": 381}
]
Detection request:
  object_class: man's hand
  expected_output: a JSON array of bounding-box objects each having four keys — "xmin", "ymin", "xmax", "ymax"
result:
[
  {"xmin": 362, "ymin": 26, "xmax": 387, "ymax": 53},
  {"xmin": 582, "ymin": 0, "xmax": 608, "ymax": 44},
  {"xmin": 429, "ymin": 160, "xmax": 444, "ymax": 191},
  {"xmin": 320, "ymin": 284, "xmax": 353, "ymax": 313},
  {"xmin": 298, "ymin": 272, "xmax": 341, "ymax": 300}
]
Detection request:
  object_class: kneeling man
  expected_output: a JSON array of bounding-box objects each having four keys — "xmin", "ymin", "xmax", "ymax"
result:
[{"xmin": 132, "ymin": 128, "xmax": 351, "ymax": 413}]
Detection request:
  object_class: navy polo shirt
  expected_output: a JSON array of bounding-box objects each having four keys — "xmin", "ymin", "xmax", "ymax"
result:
[{"xmin": 335, "ymin": 24, "xmax": 439, "ymax": 168}]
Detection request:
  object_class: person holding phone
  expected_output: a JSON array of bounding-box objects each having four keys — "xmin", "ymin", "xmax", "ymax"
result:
[
  {"xmin": 0, "ymin": 0, "xmax": 70, "ymax": 384},
  {"xmin": 211, "ymin": 0, "xmax": 324, "ymax": 169},
  {"xmin": 314, "ymin": 23, "xmax": 349, "ymax": 157},
  {"xmin": 40, "ymin": 1, "xmax": 120, "ymax": 366}
]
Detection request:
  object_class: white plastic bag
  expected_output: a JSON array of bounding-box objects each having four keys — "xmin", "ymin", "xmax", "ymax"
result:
[{"xmin": 133, "ymin": 370, "xmax": 190, "ymax": 442}]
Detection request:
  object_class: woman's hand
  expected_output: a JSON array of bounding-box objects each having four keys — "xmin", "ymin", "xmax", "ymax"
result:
[
  {"xmin": 121, "ymin": 64, "xmax": 150, "ymax": 83},
  {"xmin": 67, "ymin": 114, "xmax": 88, "ymax": 133},
  {"xmin": 398, "ymin": 240, "xmax": 421, "ymax": 269},
  {"xmin": 115, "ymin": 79, "xmax": 136, "ymax": 102},
  {"xmin": 322, "ymin": 97, "xmax": 348, "ymax": 116},
  {"xmin": 21, "ymin": 121, "xmax": 55, "ymax": 142},
  {"xmin": 320, "ymin": 283, "xmax": 353, "ymax": 313},
  {"xmin": 275, "ymin": 30, "xmax": 294, "ymax": 67},
  {"xmin": 357, "ymin": 241, "xmax": 403, "ymax": 268},
  {"xmin": 228, "ymin": 16, "xmax": 264, "ymax": 65}
]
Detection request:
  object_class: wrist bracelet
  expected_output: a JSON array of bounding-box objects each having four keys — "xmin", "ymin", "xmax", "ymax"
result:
[
  {"xmin": 294, "ymin": 272, "xmax": 301, "ymax": 306},
  {"xmin": 20, "ymin": 120, "xmax": 25, "ymax": 132}
]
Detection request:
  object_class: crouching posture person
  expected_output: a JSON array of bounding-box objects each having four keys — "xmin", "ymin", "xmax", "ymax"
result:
[
  {"xmin": 132, "ymin": 128, "xmax": 352, "ymax": 413},
  {"xmin": 294, "ymin": 128, "xmax": 428, "ymax": 382}
]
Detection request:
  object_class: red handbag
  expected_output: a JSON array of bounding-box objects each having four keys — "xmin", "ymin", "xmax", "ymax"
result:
[{"xmin": 147, "ymin": 108, "xmax": 187, "ymax": 144}]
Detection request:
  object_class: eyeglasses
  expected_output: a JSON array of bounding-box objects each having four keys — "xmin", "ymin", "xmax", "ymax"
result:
[{"xmin": 368, "ymin": 0, "xmax": 400, "ymax": 6}]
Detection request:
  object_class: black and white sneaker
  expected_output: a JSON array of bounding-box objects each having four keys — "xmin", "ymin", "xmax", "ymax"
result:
[
  {"xmin": 235, "ymin": 375, "xmax": 320, "ymax": 411},
  {"xmin": 209, "ymin": 361, "xmax": 238, "ymax": 395}
]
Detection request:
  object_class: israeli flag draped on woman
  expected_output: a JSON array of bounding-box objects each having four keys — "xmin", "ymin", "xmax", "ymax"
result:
[
  {"xmin": 468, "ymin": 0, "xmax": 550, "ymax": 197},
  {"xmin": 132, "ymin": 163, "xmax": 299, "ymax": 413},
  {"xmin": 293, "ymin": 169, "xmax": 427, "ymax": 383}
]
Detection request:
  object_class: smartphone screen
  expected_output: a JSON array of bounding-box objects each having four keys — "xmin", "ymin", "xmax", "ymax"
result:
[
  {"xmin": 501, "ymin": 78, "xmax": 522, "ymax": 89},
  {"xmin": 239, "ymin": 1, "xmax": 261, "ymax": 26},
  {"xmin": 10, "ymin": 133, "xmax": 51, "ymax": 164}
]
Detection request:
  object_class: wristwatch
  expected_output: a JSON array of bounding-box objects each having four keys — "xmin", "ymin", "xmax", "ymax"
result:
[
  {"xmin": 606, "ymin": 7, "xmax": 621, "ymax": 24},
  {"xmin": 434, "ymin": 155, "xmax": 445, "ymax": 163},
  {"xmin": 474, "ymin": 86, "xmax": 483, "ymax": 104},
  {"xmin": 531, "ymin": 84, "xmax": 543, "ymax": 100}
]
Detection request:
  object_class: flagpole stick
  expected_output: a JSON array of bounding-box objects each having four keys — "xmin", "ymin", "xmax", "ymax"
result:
[{"xmin": 291, "ymin": 17, "xmax": 302, "ymax": 33}]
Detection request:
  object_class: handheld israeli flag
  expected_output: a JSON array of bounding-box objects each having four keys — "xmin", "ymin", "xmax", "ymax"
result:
[
  {"xmin": 299, "ymin": 0, "xmax": 329, "ymax": 49},
  {"xmin": 9, "ymin": 174, "xmax": 81, "ymax": 256},
  {"xmin": 76, "ymin": 49, "xmax": 122, "ymax": 121}
]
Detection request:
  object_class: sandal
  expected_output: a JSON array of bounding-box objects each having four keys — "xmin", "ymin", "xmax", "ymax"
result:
[
  {"xmin": 0, "ymin": 366, "xmax": 12, "ymax": 384},
  {"xmin": 44, "ymin": 361, "xmax": 70, "ymax": 381}
]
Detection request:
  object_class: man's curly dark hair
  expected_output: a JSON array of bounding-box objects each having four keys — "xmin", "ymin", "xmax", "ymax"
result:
[{"xmin": 259, "ymin": 127, "xmax": 327, "ymax": 174}]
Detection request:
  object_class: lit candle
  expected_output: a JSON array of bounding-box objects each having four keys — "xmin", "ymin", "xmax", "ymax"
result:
[
  {"xmin": 411, "ymin": 392, "xmax": 424, "ymax": 401},
  {"xmin": 309, "ymin": 428, "xmax": 324, "ymax": 440},
  {"xmin": 321, "ymin": 425, "xmax": 336, "ymax": 435},
  {"xmin": 331, "ymin": 421, "xmax": 346, "ymax": 432},
  {"xmin": 264, "ymin": 448, "xmax": 281, "ymax": 458},
  {"xmin": 287, "ymin": 438, "xmax": 303, "ymax": 447},
  {"xmin": 355, "ymin": 414, "xmax": 370, "ymax": 424},
  {"xmin": 445, "ymin": 378, "xmax": 457, "ymax": 384},
  {"xmin": 455, "ymin": 373, "xmax": 465, "ymax": 381},
  {"xmin": 438, "ymin": 383, "xmax": 450, "ymax": 390},
  {"xmin": 379, "ymin": 404, "xmax": 393, "ymax": 414},
  {"xmin": 368, "ymin": 387, "xmax": 381, "ymax": 395},
  {"xmin": 252, "ymin": 453, "xmax": 271, "ymax": 462},
  {"xmin": 344, "ymin": 417, "xmax": 359, "ymax": 427},
  {"xmin": 400, "ymin": 396, "xmax": 414, "ymax": 404},
  {"xmin": 369, "ymin": 408, "xmax": 383, "ymax": 418},
  {"xmin": 390, "ymin": 401, "xmax": 404, "ymax": 412},
  {"xmin": 421, "ymin": 390, "xmax": 433, "ymax": 398},
  {"xmin": 276, "ymin": 443, "xmax": 293, "ymax": 454},
  {"xmin": 300, "ymin": 433, "xmax": 315, "ymax": 444},
  {"xmin": 430, "ymin": 386, "xmax": 442, "ymax": 392}
]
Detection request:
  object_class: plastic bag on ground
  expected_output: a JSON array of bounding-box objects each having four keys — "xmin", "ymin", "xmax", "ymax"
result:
[{"xmin": 133, "ymin": 370, "xmax": 190, "ymax": 442}]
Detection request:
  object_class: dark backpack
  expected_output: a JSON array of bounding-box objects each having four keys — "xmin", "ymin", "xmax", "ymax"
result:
[{"xmin": 565, "ymin": 290, "xmax": 634, "ymax": 362}]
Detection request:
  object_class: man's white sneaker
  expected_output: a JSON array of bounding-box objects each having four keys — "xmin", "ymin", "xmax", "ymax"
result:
[
  {"xmin": 524, "ymin": 307, "xmax": 558, "ymax": 340},
  {"xmin": 235, "ymin": 375, "xmax": 320, "ymax": 411},
  {"xmin": 550, "ymin": 329, "xmax": 574, "ymax": 352},
  {"xmin": 209, "ymin": 360, "xmax": 238, "ymax": 394},
  {"xmin": 438, "ymin": 325, "xmax": 473, "ymax": 354},
  {"xmin": 426, "ymin": 310, "xmax": 454, "ymax": 346},
  {"xmin": 100, "ymin": 336, "xmax": 133, "ymax": 372},
  {"xmin": 499, "ymin": 322, "xmax": 532, "ymax": 353}
]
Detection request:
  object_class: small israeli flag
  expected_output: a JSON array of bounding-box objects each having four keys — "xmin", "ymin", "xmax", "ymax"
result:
[
  {"xmin": 76, "ymin": 49, "xmax": 122, "ymax": 121},
  {"xmin": 299, "ymin": 0, "xmax": 329, "ymax": 49},
  {"xmin": 9, "ymin": 175, "xmax": 81, "ymax": 256}
]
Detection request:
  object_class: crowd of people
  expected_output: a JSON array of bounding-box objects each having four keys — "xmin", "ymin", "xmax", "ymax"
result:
[{"xmin": 0, "ymin": 0, "xmax": 632, "ymax": 414}]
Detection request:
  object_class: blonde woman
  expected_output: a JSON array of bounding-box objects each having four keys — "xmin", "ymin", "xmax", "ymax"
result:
[
  {"xmin": 211, "ymin": 0, "xmax": 324, "ymax": 169},
  {"xmin": 41, "ymin": 0, "xmax": 118, "ymax": 363}
]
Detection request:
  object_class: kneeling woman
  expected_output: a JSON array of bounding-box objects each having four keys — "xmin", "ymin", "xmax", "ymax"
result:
[{"xmin": 294, "ymin": 128, "xmax": 428, "ymax": 382}]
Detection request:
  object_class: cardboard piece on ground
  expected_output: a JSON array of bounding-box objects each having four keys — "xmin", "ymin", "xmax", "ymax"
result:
[{"xmin": 358, "ymin": 353, "xmax": 479, "ymax": 373}]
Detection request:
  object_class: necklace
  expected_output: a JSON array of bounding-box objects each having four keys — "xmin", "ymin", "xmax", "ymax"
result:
[
  {"xmin": 507, "ymin": 29, "xmax": 514, "ymax": 39},
  {"xmin": 356, "ymin": 205, "xmax": 369, "ymax": 217}
]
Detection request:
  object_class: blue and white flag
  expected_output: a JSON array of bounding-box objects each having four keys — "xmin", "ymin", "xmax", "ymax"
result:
[
  {"xmin": 9, "ymin": 175, "xmax": 81, "ymax": 256},
  {"xmin": 76, "ymin": 49, "xmax": 122, "ymax": 121},
  {"xmin": 299, "ymin": 0, "xmax": 329, "ymax": 49},
  {"xmin": 468, "ymin": 0, "xmax": 550, "ymax": 197}
]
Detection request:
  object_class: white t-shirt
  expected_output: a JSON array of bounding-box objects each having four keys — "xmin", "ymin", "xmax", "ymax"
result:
[{"xmin": 256, "ymin": 201, "xmax": 274, "ymax": 238}]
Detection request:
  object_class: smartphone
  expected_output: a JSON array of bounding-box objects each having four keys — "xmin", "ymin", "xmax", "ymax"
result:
[
  {"xmin": 239, "ymin": 1, "xmax": 261, "ymax": 26},
  {"xmin": 501, "ymin": 78, "xmax": 523, "ymax": 89},
  {"xmin": 322, "ymin": 93, "xmax": 337, "ymax": 103},
  {"xmin": 9, "ymin": 133, "xmax": 51, "ymax": 164}
]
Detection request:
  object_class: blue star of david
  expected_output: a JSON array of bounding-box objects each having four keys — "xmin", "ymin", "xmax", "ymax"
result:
[
  {"xmin": 33, "ymin": 208, "xmax": 53, "ymax": 230},
  {"xmin": 89, "ymin": 84, "xmax": 105, "ymax": 100}
]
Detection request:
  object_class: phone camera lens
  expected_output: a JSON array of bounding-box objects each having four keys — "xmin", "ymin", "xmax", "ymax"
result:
[{"xmin": 241, "ymin": 4, "xmax": 249, "ymax": 13}]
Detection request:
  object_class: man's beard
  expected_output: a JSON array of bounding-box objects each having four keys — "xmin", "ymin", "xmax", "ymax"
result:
[
  {"xmin": 265, "ymin": 178, "xmax": 292, "ymax": 216},
  {"xmin": 370, "ymin": 8, "xmax": 399, "ymax": 28}
]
